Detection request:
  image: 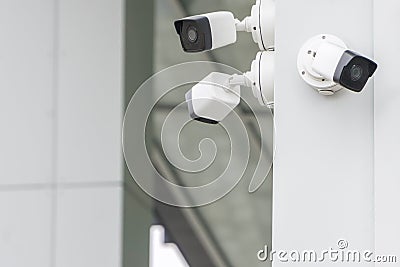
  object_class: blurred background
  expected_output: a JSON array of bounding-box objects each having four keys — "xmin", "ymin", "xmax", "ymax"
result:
[{"xmin": 0, "ymin": 0, "xmax": 272, "ymax": 266}]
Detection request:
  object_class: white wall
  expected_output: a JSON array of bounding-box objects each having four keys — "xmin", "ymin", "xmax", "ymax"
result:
[
  {"xmin": 273, "ymin": 0, "xmax": 375, "ymax": 266},
  {"xmin": 55, "ymin": 1, "xmax": 123, "ymax": 264},
  {"xmin": 57, "ymin": 0, "xmax": 123, "ymax": 183},
  {"xmin": 0, "ymin": 0, "xmax": 124, "ymax": 266},
  {"xmin": 0, "ymin": 1, "xmax": 55, "ymax": 266},
  {"xmin": 0, "ymin": 0, "xmax": 54, "ymax": 185},
  {"xmin": 374, "ymin": 0, "xmax": 400, "ymax": 263}
]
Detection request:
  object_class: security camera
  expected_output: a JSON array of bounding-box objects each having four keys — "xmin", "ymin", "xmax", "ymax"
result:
[
  {"xmin": 174, "ymin": 0, "xmax": 275, "ymax": 53},
  {"xmin": 312, "ymin": 43, "xmax": 377, "ymax": 92},
  {"xmin": 298, "ymin": 34, "xmax": 377, "ymax": 95},
  {"xmin": 186, "ymin": 51, "xmax": 274, "ymax": 124},
  {"xmin": 185, "ymin": 72, "xmax": 241, "ymax": 124},
  {"xmin": 174, "ymin": 11, "xmax": 237, "ymax": 53}
]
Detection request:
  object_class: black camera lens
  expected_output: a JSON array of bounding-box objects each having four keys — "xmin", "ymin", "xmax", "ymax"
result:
[
  {"xmin": 350, "ymin": 64, "xmax": 363, "ymax": 81},
  {"xmin": 174, "ymin": 17, "xmax": 212, "ymax": 52},
  {"xmin": 333, "ymin": 50, "xmax": 378, "ymax": 92},
  {"xmin": 187, "ymin": 26, "xmax": 198, "ymax": 43}
]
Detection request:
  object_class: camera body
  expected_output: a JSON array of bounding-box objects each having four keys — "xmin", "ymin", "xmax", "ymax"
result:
[
  {"xmin": 298, "ymin": 34, "xmax": 377, "ymax": 95},
  {"xmin": 174, "ymin": 0, "xmax": 275, "ymax": 53},
  {"xmin": 312, "ymin": 42, "xmax": 377, "ymax": 93},
  {"xmin": 185, "ymin": 72, "xmax": 240, "ymax": 124},
  {"xmin": 174, "ymin": 12, "xmax": 237, "ymax": 53},
  {"xmin": 185, "ymin": 51, "xmax": 275, "ymax": 124}
]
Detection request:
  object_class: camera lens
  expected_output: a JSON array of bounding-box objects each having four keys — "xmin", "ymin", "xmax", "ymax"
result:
[
  {"xmin": 335, "ymin": 52, "xmax": 378, "ymax": 92},
  {"xmin": 187, "ymin": 26, "xmax": 198, "ymax": 43},
  {"xmin": 350, "ymin": 64, "xmax": 363, "ymax": 81},
  {"xmin": 174, "ymin": 17, "xmax": 212, "ymax": 52}
]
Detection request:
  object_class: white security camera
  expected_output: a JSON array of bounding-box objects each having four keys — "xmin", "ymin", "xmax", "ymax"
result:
[
  {"xmin": 174, "ymin": 0, "xmax": 275, "ymax": 53},
  {"xmin": 174, "ymin": 11, "xmax": 237, "ymax": 53},
  {"xmin": 186, "ymin": 72, "xmax": 241, "ymax": 124},
  {"xmin": 297, "ymin": 34, "xmax": 377, "ymax": 95},
  {"xmin": 186, "ymin": 51, "xmax": 274, "ymax": 124}
]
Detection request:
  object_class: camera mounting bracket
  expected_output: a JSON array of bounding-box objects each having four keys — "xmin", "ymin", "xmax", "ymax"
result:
[{"xmin": 297, "ymin": 34, "xmax": 347, "ymax": 96}]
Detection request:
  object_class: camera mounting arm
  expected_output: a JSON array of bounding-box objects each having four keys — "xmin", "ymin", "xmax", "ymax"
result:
[{"xmin": 234, "ymin": 18, "xmax": 253, "ymax": 32}]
